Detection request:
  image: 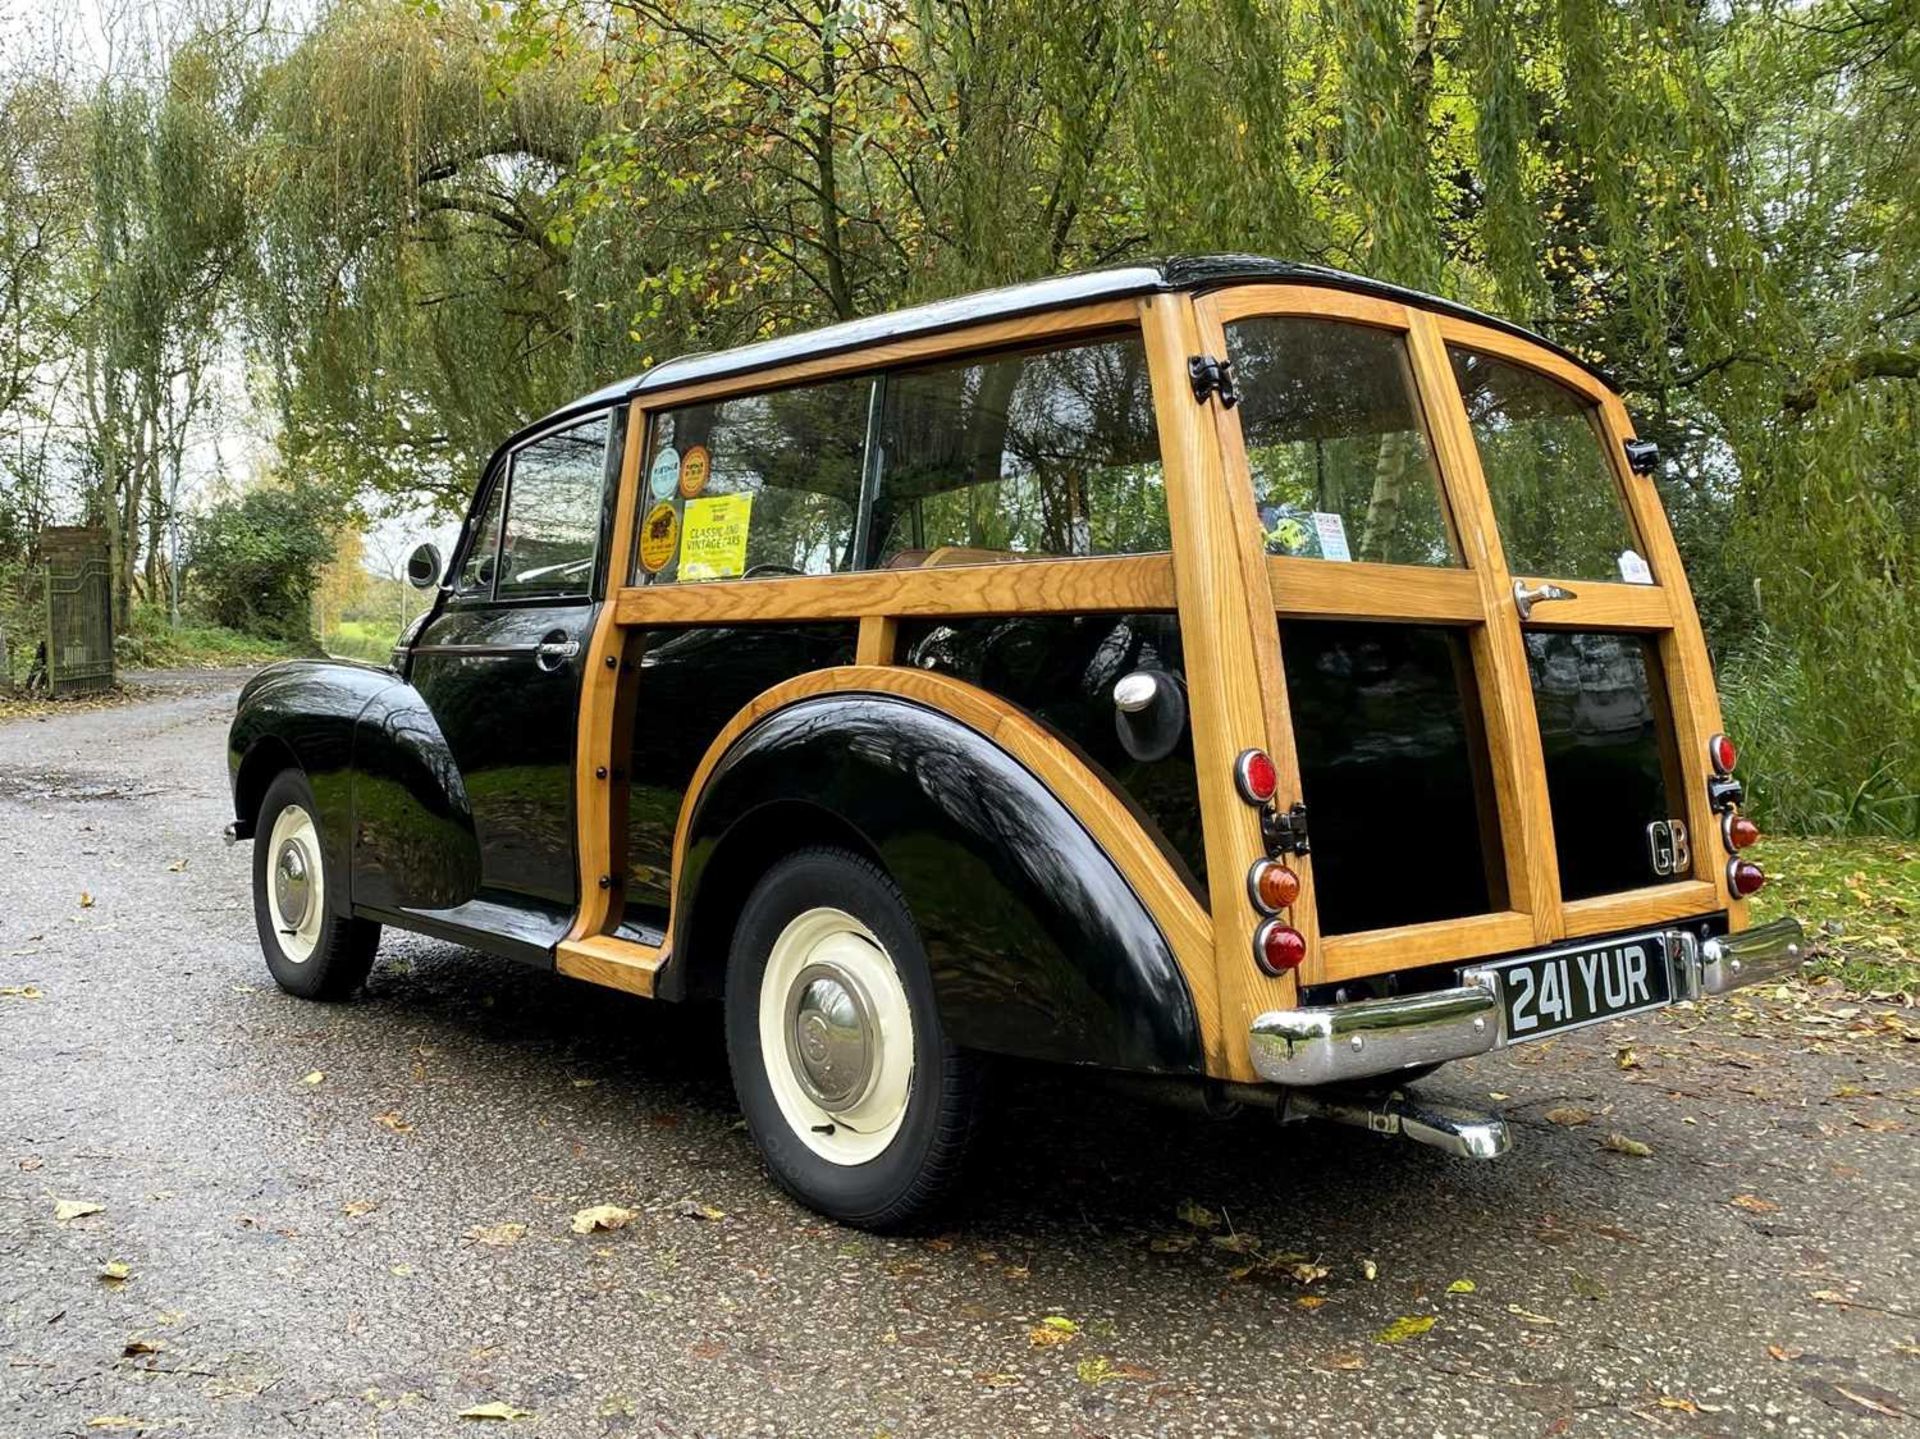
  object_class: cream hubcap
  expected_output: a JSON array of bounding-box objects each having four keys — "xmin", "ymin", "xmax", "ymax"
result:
[
  {"xmin": 266, "ymin": 803, "xmax": 324, "ymax": 963},
  {"xmin": 758, "ymin": 908, "xmax": 914, "ymax": 1165}
]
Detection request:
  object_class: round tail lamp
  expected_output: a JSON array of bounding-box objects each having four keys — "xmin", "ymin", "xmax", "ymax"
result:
[
  {"xmin": 1235, "ymin": 749, "xmax": 1278, "ymax": 805},
  {"xmin": 1254, "ymin": 920, "xmax": 1307, "ymax": 975},
  {"xmin": 1721, "ymin": 813, "xmax": 1761, "ymax": 851},
  {"xmin": 1708, "ymin": 733, "xmax": 1738, "ymax": 776},
  {"xmin": 1247, "ymin": 860, "xmax": 1302, "ymax": 914},
  {"xmin": 1726, "ymin": 859, "xmax": 1766, "ymax": 897}
]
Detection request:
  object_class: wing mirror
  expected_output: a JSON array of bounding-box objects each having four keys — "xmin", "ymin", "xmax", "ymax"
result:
[{"xmin": 405, "ymin": 542, "xmax": 444, "ymax": 590}]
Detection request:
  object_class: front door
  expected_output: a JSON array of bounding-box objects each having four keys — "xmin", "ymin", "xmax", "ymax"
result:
[
  {"xmin": 1192, "ymin": 288, "xmax": 1736, "ymax": 990},
  {"xmin": 408, "ymin": 409, "xmax": 618, "ymax": 911}
]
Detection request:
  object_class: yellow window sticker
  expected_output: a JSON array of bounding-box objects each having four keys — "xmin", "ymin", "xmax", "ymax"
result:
[
  {"xmin": 638, "ymin": 500, "xmax": 679, "ymax": 574},
  {"xmin": 680, "ymin": 493, "xmax": 753, "ymax": 580}
]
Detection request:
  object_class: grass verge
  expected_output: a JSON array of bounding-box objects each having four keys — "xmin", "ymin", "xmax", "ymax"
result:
[{"xmin": 1750, "ymin": 835, "xmax": 1919, "ymax": 997}]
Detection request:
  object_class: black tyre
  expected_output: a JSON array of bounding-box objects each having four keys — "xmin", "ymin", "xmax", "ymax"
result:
[
  {"xmin": 724, "ymin": 847, "xmax": 983, "ymax": 1230},
  {"xmin": 252, "ymin": 769, "xmax": 379, "ymax": 1000}
]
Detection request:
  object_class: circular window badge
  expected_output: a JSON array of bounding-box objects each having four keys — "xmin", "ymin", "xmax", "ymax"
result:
[
  {"xmin": 638, "ymin": 500, "xmax": 680, "ymax": 574},
  {"xmin": 678, "ymin": 444, "xmax": 711, "ymax": 499},
  {"xmin": 648, "ymin": 445, "xmax": 681, "ymax": 500}
]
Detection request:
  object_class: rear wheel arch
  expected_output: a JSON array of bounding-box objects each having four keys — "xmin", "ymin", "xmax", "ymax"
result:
[{"xmin": 234, "ymin": 736, "xmax": 301, "ymax": 833}]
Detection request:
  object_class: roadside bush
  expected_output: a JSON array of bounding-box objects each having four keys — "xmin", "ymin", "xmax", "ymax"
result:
[{"xmin": 187, "ymin": 485, "xmax": 336, "ymax": 641}]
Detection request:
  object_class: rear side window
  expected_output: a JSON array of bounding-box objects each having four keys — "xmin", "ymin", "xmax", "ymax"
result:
[
  {"xmin": 636, "ymin": 379, "xmax": 871, "ymax": 584},
  {"xmin": 1226, "ymin": 318, "xmax": 1458, "ymax": 567},
  {"xmin": 1448, "ymin": 347, "xmax": 1645, "ymax": 583},
  {"xmin": 497, "ymin": 415, "xmax": 610, "ymax": 597},
  {"xmin": 870, "ymin": 334, "xmax": 1166, "ymax": 567}
]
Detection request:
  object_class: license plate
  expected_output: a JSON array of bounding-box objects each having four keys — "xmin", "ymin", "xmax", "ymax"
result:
[{"xmin": 1471, "ymin": 932, "xmax": 1672, "ymax": 1042}]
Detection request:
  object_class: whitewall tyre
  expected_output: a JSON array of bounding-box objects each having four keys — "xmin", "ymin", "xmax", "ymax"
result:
[
  {"xmin": 251, "ymin": 770, "xmax": 380, "ymax": 1000},
  {"xmin": 725, "ymin": 848, "xmax": 983, "ymax": 1230}
]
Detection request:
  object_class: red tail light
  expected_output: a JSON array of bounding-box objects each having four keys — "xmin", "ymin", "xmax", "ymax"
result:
[
  {"xmin": 1248, "ymin": 860, "xmax": 1301, "ymax": 913},
  {"xmin": 1726, "ymin": 859, "xmax": 1765, "ymax": 897},
  {"xmin": 1708, "ymin": 733, "xmax": 1738, "ymax": 776},
  {"xmin": 1235, "ymin": 749, "xmax": 1278, "ymax": 805},
  {"xmin": 1254, "ymin": 920, "xmax": 1307, "ymax": 974},
  {"xmin": 1721, "ymin": 813, "xmax": 1760, "ymax": 851}
]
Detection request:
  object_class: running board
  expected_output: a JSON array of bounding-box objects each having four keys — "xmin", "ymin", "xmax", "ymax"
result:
[{"xmin": 1279, "ymin": 1087, "xmax": 1510, "ymax": 1160}]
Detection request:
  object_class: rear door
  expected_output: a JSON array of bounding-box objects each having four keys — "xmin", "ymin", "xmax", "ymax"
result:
[{"xmin": 1192, "ymin": 289, "xmax": 1739, "ymax": 992}]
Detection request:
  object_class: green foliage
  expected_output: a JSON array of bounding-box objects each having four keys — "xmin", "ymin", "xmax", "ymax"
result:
[
  {"xmin": 186, "ymin": 486, "xmax": 339, "ymax": 641},
  {"xmin": 115, "ymin": 604, "xmax": 300, "ymax": 669}
]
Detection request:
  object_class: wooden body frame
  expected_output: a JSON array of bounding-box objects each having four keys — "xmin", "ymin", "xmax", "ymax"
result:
[{"xmin": 553, "ymin": 281, "xmax": 1742, "ymax": 1084}]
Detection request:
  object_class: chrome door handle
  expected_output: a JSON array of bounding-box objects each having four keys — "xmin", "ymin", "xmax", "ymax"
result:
[
  {"xmin": 1512, "ymin": 579, "xmax": 1578, "ymax": 620},
  {"xmin": 534, "ymin": 634, "xmax": 580, "ymax": 671}
]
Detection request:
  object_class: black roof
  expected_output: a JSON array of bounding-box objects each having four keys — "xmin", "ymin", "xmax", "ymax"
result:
[{"xmin": 517, "ymin": 254, "xmax": 1611, "ymax": 448}]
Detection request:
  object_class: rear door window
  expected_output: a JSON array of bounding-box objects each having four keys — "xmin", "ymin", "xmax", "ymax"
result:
[
  {"xmin": 1448, "ymin": 347, "xmax": 1646, "ymax": 583},
  {"xmin": 1225, "ymin": 317, "xmax": 1459, "ymax": 567}
]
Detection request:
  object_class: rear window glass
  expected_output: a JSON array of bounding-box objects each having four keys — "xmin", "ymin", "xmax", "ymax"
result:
[
  {"xmin": 1448, "ymin": 347, "xmax": 1647, "ymax": 583},
  {"xmin": 1226, "ymin": 317, "xmax": 1458, "ymax": 567},
  {"xmin": 871, "ymin": 334, "xmax": 1166, "ymax": 567}
]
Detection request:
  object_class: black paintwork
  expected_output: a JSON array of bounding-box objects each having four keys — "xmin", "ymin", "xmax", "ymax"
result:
[
  {"xmin": 623, "ymin": 624, "xmax": 859, "ymax": 918},
  {"xmin": 673, "ymin": 692, "xmax": 1203, "ymax": 1075},
  {"xmin": 897, "ymin": 614, "xmax": 1205, "ymax": 892}
]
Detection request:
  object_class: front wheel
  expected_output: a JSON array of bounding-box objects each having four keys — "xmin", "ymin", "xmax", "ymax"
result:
[
  {"xmin": 724, "ymin": 848, "xmax": 982, "ymax": 1229},
  {"xmin": 251, "ymin": 770, "xmax": 379, "ymax": 1000}
]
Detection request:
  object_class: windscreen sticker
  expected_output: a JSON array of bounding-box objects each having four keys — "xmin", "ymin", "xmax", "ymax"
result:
[
  {"xmin": 679, "ymin": 493, "xmax": 753, "ymax": 580},
  {"xmin": 1312, "ymin": 511, "xmax": 1352, "ymax": 562},
  {"xmin": 1617, "ymin": 549, "xmax": 1654, "ymax": 584},
  {"xmin": 638, "ymin": 500, "xmax": 680, "ymax": 574},
  {"xmin": 678, "ymin": 444, "xmax": 711, "ymax": 499},
  {"xmin": 648, "ymin": 445, "xmax": 681, "ymax": 500}
]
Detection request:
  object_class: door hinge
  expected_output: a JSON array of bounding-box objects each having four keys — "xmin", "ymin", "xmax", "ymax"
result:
[
  {"xmin": 1262, "ymin": 801, "xmax": 1310, "ymax": 856},
  {"xmin": 1187, "ymin": 354, "xmax": 1239, "ymax": 409}
]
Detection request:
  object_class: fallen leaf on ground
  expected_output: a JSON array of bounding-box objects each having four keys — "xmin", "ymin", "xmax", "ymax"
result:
[
  {"xmin": 372, "ymin": 1111, "xmax": 414, "ymax": 1135},
  {"xmin": 0, "ymin": 985, "xmax": 43, "ymax": 999},
  {"xmin": 122, "ymin": 1339, "xmax": 163, "ymax": 1357},
  {"xmin": 1569, "ymin": 1271, "xmax": 1608, "ymax": 1301},
  {"xmin": 464, "ymin": 1222, "xmax": 526, "ymax": 1248},
  {"xmin": 1601, "ymin": 1131, "xmax": 1653, "ymax": 1157},
  {"xmin": 343, "ymin": 1199, "xmax": 379, "ymax": 1218},
  {"xmin": 1810, "ymin": 1289, "xmax": 1853, "ymax": 1305},
  {"xmin": 1446, "ymin": 1278, "xmax": 1476, "ymax": 1294},
  {"xmin": 1296, "ymin": 1295, "xmax": 1327, "ymax": 1310},
  {"xmin": 1289, "ymin": 1261, "xmax": 1330, "ymax": 1285},
  {"xmin": 459, "ymin": 1401, "xmax": 534, "ymax": 1421},
  {"xmin": 1374, "ymin": 1315, "xmax": 1436, "ymax": 1344},
  {"xmin": 677, "ymin": 1200, "xmax": 725, "ymax": 1222},
  {"xmin": 1359, "ymin": 1258, "xmax": 1378, "ymax": 1281},
  {"xmin": 1767, "ymin": 1344, "xmax": 1802, "ymax": 1361},
  {"xmin": 1029, "ymin": 1315, "xmax": 1079, "ymax": 1347},
  {"xmin": 98, "ymin": 1261, "xmax": 130, "ymax": 1286},
  {"xmin": 1148, "ymin": 1233, "xmax": 1195, "ymax": 1253},
  {"xmin": 973, "ymin": 1371, "xmax": 1022, "ymax": 1388},
  {"xmin": 85, "ymin": 1419, "xmax": 142, "ymax": 1431},
  {"xmin": 1323, "ymin": 1353, "xmax": 1364, "ymax": 1371},
  {"xmin": 1614, "ymin": 1046, "xmax": 1642, "ymax": 1070},
  {"xmin": 166, "ymin": 859, "xmax": 187, "ymax": 872},
  {"xmin": 1175, "ymin": 1198, "xmax": 1219, "ymax": 1230},
  {"xmin": 54, "ymin": 1199, "xmax": 105, "ymax": 1223},
  {"xmin": 1656, "ymin": 1396, "xmax": 1700, "ymax": 1414},
  {"xmin": 301, "ymin": 1071, "xmax": 324, "ymax": 1086},
  {"xmin": 1209, "ymin": 1231, "xmax": 1259, "ymax": 1254},
  {"xmin": 570, "ymin": 1204, "xmax": 637, "ymax": 1235},
  {"xmin": 1730, "ymin": 1193, "xmax": 1779, "ymax": 1214},
  {"xmin": 1507, "ymin": 1304, "xmax": 1560, "ymax": 1325},
  {"xmin": 1545, "ymin": 1106, "xmax": 1592, "ymax": 1127},
  {"xmin": 80, "ymin": 892, "xmax": 94, "ymax": 908}
]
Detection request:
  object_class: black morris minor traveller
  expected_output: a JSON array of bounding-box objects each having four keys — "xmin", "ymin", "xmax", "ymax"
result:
[{"xmin": 228, "ymin": 256, "xmax": 1808, "ymax": 1228}]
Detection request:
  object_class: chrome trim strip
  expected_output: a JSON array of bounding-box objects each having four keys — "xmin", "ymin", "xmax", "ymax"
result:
[
  {"xmin": 409, "ymin": 643, "xmax": 539, "ymax": 658},
  {"xmin": 1247, "ymin": 917, "xmax": 1808, "ymax": 1088}
]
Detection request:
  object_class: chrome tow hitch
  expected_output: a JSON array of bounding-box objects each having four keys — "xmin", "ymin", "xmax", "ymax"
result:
[{"xmin": 1279, "ymin": 1086, "xmax": 1510, "ymax": 1160}]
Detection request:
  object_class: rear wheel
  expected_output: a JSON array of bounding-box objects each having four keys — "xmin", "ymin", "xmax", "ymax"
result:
[
  {"xmin": 252, "ymin": 770, "xmax": 379, "ymax": 1000},
  {"xmin": 724, "ymin": 848, "xmax": 982, "ymax": 1229}
]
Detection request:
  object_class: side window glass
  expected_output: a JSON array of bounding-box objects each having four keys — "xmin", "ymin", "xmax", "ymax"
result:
[
  {"xmin": 635, "ymin": 380, "xmax": 869, "ymax": 584},
  {"xmin": 1447, "ymin": 347, "xmax": 1644, "ymax": 583},
  {"xmin": 497, "ymin": 415, "xmax": 610, "ymax": 597},
  {"xmin": 1225, "ymin": 317, "xmax": 1458, "ymax": 567},
  {"xmin": 872, "ymin": 332, "xmax": 1166, "ymax": 567},
  {"xmin": 456, "ymin": 477, "xmax": 506, "ymax": 596}
]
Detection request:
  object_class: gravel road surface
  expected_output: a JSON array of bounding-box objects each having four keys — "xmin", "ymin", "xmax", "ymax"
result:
[{"xmin": 2, "ymin": 673, "xmax": 1915, "ymax": 1437}]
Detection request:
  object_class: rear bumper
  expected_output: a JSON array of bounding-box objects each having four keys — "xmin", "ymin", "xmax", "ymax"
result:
[{"xmin": 1248, "ymin": 917, "xmax": 1808, "ymax": 1088}]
